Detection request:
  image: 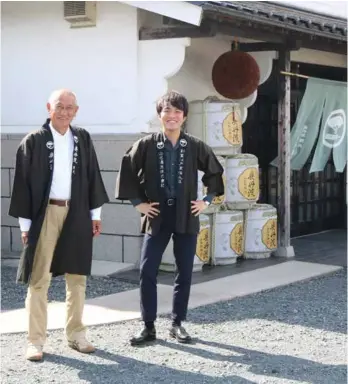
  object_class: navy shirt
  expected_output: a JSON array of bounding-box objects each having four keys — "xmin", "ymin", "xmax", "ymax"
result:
[
  {"xmin": 163, "ymin": 137, "xmax": 180, "ymax": 198},
  {"xmin": 130, "ymin": 136, "xmax": 216, "ymax": 206}
]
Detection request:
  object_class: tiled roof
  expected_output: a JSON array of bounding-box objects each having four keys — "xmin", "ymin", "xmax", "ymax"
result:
[{"xmin": 189, "ymin": 1, "xmax": 347, "ymax": 40}]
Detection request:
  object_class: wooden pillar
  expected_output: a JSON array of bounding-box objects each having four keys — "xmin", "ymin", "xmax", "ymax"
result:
[{"xmin": 275, "ymin": 49, "xmax": 295, "ymax": 257}]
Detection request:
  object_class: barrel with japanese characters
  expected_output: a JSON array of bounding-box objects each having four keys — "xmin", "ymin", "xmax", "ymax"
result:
[
  {"xmin": 159, "ymin": 214, "xmax": 211, "ymax": 272},
  {"xmin": 195, "ymin": 214, "xmax": 212, "ymax": 267},
  {"xmin": 197, "ymin": 156, "xmax": 226, "ymax": 213},
  {"xmin": 211, "ymin": 207, "xmax": 244, "ymax": 265},
  {"xmin": 243, "ymin": 204, "xmax": 278, "ymax": 259},
  {"xmin": 186, "ymin": 97, "xmax": 243, "ymax": 155},
  {"xmin": 225, "ymin": 154, "xmax": 259, "ymax": 210}
]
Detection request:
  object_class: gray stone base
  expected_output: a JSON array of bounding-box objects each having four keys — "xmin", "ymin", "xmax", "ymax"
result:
[
  {"xmin": 159, "ymin": 263, "xmax": 203, "ymax": 273},
  {"xmin": 274, "ymin": 246, "xmax": 295, "ymax": 258}
]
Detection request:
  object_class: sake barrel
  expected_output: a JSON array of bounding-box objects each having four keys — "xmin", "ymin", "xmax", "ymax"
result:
[
  {"xmin": 186, "ymin": 97, "xmax": 243, "ymax": 155},
  {"xmin": 244, "ymin": 204, "xmax": 278, "ymax": 259},
  {"xmin": 225, "ymin": 154, "xmax": 259, "ymax": 210},
  {"xmin": 195, "ymin": 214, "xmax": 212, "ymax": 268},
  {"xmin": 197, "ymin": 156, "xmax": 226, "ymax": 213},
  {"xmin": 159, "ymin": 214, "xmax": 211, "ymax": 272},
  {"xmin": 212, "ymin": 208, "xmax": 244, "ymax": 265}
]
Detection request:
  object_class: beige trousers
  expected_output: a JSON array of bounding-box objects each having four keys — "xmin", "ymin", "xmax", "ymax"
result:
[{"xmin": 25, "ymin": 204, "xmax": 87, "ymax": 345}]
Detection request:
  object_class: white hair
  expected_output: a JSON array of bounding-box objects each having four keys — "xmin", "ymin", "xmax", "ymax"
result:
[{"xmin": 48, "ymin": 89, "xmax": 78, "ymax": 105}]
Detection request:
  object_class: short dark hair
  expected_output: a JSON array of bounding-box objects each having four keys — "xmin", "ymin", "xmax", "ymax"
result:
[{"xmin": 156, "ymin": 91, "xmax": 189, "ymax": 117}]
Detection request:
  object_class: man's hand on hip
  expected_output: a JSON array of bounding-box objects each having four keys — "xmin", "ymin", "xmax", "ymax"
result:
[
  {"xmin": 135, "ymin": 202, "xmax": 160, "ymax": 218},
  {"xmin": 92, "ymin": 220, "xmax": 102, "ymax": 237},
  {"xmin": 21, "ymin": 231, "xmax": 29, "ymax": 245},
  {"xmin": 191, "ymin": 200, "xmax": 208, "ymax": 216}
]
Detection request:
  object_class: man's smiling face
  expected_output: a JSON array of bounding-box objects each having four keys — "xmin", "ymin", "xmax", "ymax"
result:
[{"xmin": 159, "ymin": 102, "xmax": 186, "ymax": 132}]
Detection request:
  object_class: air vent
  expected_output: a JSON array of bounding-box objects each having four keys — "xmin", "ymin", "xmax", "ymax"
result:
[{"xmin": 64, "ymin": 1, "xmax": 96, "ymax": 28}]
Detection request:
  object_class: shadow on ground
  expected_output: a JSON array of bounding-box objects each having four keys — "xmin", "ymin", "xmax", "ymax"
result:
[{"xmin": 40, "ymin": 344, "xmax": 346, "ymax": 384}]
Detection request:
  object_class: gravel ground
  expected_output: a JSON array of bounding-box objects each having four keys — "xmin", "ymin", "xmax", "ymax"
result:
[
  {"xmin": 1, "ymin": 266, "xmax": 139, "ymax": 311},
  {"xmin": 1, "ymin": 268, "xmax": 347, "ymax": 384}
]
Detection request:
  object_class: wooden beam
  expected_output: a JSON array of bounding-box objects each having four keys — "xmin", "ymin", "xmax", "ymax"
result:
[
  {"xmin": 235, "ymin": 42, "xmax": 301, "ymax": 52},
  {"xmin": 276, "ymin": 49, "xmax": 295, "ymax": 257},
  {"xmin": 139, "ymin": 25, "xmax": 216, "ymax": 40},
  {"xmin": 296, "ymin": 37, "xmax": 347, "ymax": 56},
  {"xmin": 216, "ymin": 22, "xmax": 286, "ymax": 43}
]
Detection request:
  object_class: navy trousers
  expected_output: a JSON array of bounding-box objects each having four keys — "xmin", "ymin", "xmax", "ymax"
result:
[{"xmin": 139, "ymin": 204, "xmax": 197, "ymax": 323}]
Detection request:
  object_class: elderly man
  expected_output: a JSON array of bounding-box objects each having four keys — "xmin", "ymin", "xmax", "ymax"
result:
[{"xmin": 9, "ymin": 89, "xmax": 109, "ymax": 361}]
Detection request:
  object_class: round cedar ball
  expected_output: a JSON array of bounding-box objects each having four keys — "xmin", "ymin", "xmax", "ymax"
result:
[{"xmin": 212, "ymin": 51, "xmax": 260, "ymax": 99}]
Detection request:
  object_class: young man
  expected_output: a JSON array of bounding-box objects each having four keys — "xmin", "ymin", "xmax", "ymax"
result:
[
  {"xmin": 116, "ymin": 91, "xmax": 224, "ymax": 345},
  {"xmin": 9, "ymin": 89, "xmax": 109, "ymax": 361}
]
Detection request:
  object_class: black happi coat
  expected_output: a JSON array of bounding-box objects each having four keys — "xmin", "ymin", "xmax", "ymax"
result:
[
  {"xmin": 9, "ymin": 119, "xmax": 109, "ymax": 284},
  {"xmin": 115, "ymin": 132, "xmax": 224, "ymax": 235}
]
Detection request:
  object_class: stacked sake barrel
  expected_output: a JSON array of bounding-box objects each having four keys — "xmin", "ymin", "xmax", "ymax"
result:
[
  {"xmin": 159, "ymin": 97, "xmax": 278, "ymax": 272},
  {"xmin": 160, "ymin": 214, "xmax": 211, "ymax": 272},
  {"xmin": 188, "ymin": 97, "xmax": 278, "ymax": 266}
]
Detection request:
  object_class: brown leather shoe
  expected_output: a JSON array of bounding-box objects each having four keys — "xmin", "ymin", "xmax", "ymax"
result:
[
  {"xmin": 68, "ymin": 337, "xmax": 96, "ymax": 354},
  {"xmin": 26, "ymin": 344, "xmax": 43, "ymax": 361}
]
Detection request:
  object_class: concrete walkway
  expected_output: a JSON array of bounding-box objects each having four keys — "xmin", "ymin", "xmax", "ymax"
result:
[
  {"xmin": 1, "ymin": 258, "xmax": 135, "ymax": 277},
  {"xmin": 0, "ymin": 260, "xmax": 341, "ymax": 334}
]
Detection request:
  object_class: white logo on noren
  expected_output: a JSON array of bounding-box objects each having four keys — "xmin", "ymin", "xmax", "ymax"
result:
[{"xmin": 323, "ymin": 109, "xmax": 346, "ymax": 149}]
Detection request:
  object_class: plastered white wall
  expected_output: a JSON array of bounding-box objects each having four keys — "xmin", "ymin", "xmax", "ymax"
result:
[{"xmin": 1, "ymin": 1, "xmax": 139, "ymax": 134}]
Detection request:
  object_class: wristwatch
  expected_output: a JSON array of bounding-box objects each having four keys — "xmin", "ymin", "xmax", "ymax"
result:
[{"xmin": 204, "ymin": 200, "xmax": 210, "ymax": 206}]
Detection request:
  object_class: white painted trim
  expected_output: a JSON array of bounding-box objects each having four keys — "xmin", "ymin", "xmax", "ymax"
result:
[
  {"xmin": 121, "ymin": 1, "xmax": 203, "ymax": 26},
  {"xmin": 137, "ymin": 37, "xmax": 191, "ymax": 128},
  {"xmin": 291, "ymin": 49, "xmax": 347, "ymax": 68}
]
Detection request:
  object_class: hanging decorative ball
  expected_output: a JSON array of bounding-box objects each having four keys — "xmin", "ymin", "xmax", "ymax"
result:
[{"xmin": 212, "ymin": 50, "xmax": 260, "ymax": 100}]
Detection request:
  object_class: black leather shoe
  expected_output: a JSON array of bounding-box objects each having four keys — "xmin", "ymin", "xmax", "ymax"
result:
[
  {"xmin": 169, "ymin": 325, "xmax": 192, "ymax": 343},
  {"xmin": 130, "ymin": 327, "xmax": 156, "ymax": 346}
]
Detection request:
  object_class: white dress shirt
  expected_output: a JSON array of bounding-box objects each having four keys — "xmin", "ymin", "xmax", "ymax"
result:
[{"xmin": 18, "ymin": 124, "xmax": 102, "ymax": 232}]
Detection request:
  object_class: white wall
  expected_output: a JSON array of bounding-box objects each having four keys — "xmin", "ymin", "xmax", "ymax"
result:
[
  {"xmin": 1, "ymin": 1, "xmax": 139, "ymax": 134},
  {"xmin": 2, "ymin": 3, "xmax": 346, "ymax": 135}
]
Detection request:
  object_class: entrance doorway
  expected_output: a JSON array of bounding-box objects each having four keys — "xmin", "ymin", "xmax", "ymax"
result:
[{"xmin": 243, "ymin": 61, "xmax": 347, "ymax": 237}]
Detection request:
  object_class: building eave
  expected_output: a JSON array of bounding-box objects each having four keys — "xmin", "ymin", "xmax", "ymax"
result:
[
  {"xmin": 121, "ymin": 1, "xmax": 203, "ymax": 26},
  {"xmin": 188, "ymin": 1, "xmax": 347, "ymax": 41}
]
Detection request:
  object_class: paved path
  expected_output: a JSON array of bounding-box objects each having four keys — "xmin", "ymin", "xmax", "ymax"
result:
[
  {"xmin": 1, "ymin": 230, "xmax": 346, "ymax": 383},
  {"xmin": 1, "ymin": 269, "xmax": 346, "ymax": 384},
  {"xmin": 1, "ymin": 260, "xmax": 341, "ymax": 334}
]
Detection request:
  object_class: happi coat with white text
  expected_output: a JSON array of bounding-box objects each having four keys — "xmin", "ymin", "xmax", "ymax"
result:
[
  {"xmin": 9, "ymin": 119, "xmax": 109, "ymax": 284},
  {"xmin": 115, "ymin": 132, "xmax": 224, "ymax": 235}
]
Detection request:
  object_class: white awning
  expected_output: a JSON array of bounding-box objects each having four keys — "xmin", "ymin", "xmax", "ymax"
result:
[{"xmin": 120, "ymin": 1, "xmax": 203, "ymax": 26}]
